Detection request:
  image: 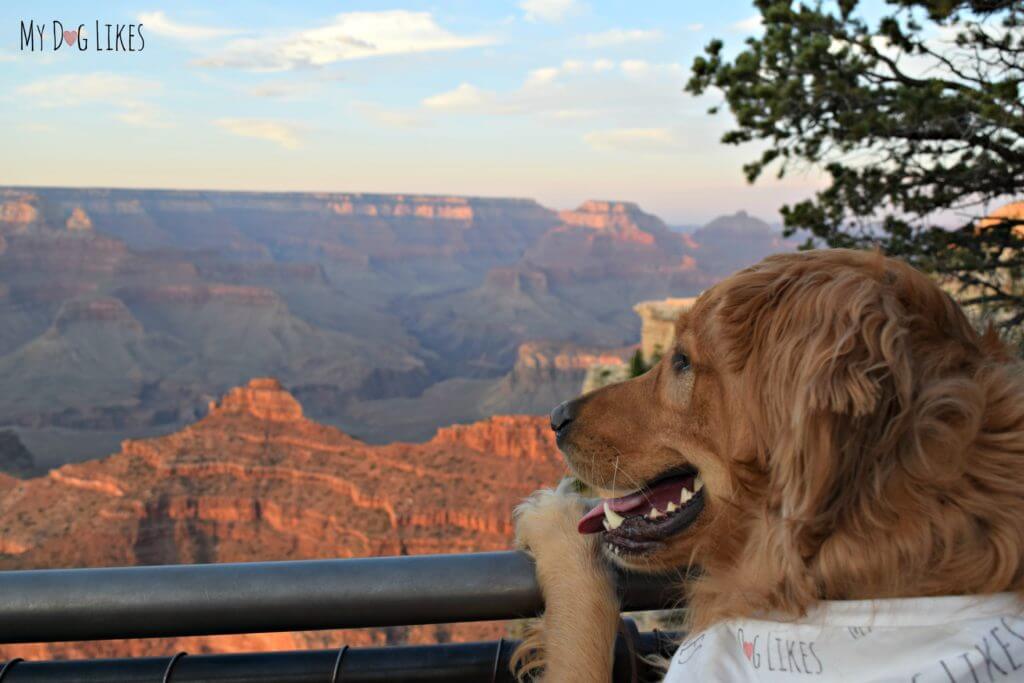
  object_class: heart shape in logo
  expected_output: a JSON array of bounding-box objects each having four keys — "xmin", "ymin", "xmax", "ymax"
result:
[
  {"xmin": 743, "ymin": 641, "xmax": 754, "ymax": 660},
  {"xmin": 63, "ymin": 30, "xmax": 78, "ymax": 47}
]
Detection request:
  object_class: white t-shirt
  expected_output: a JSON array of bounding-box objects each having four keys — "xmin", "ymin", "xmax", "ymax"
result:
[{"xmin": 664, "ymin": 593, "xmax": 1024, "ymax": 682}]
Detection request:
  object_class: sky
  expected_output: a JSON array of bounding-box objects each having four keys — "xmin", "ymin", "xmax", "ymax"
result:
[{"xmin": 0, "ymin": 1, "xmax": 839, "ymax": 224}]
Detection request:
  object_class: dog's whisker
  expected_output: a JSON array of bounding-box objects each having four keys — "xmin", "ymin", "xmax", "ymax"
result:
[{"xmin": 605, "ymin": 445, "xmax": 648, "ymax": 494}]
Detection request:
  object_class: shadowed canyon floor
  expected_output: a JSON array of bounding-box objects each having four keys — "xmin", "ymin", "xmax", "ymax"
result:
[{"xmin": 0, "ymin": 378, "xmax": 565, "ymax": 657}]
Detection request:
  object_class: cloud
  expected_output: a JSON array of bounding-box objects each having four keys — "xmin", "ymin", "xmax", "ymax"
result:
[
  {"xmin": 15, "ymin": 73, "xmax": 171, "ymax": 129},
  {"xmin": 138, "ymin": 11, "xmax": 238, "ymax": 41},
  {"xmin": 525, "ymin": 66, "xmax": 562, "ymax": 87},
  {"xmin": 541, "ymin": 108, "xmax": 596, "ymax": 121},
  {"xmin": 619, "ymin": 59, "xmax": 683, "ymax": 78},
  {"xmin": 731, "ymin": 15, "xmax": 764, "ymax": 33},
  {"xmin": 16, "ymin": 72, "xmax": 160, "ymax": 108},
  {"xmin": 583, "ymin": 28, "xmax": 662, "ymax": 48},
  {"xmin": 519, "ymin": 0, "xmax": 584, "ymax": 23},
  {"xmin": 19, "ymin": 122, "xmax": 54, "ymax": 133},
  {"xmin": 214, "ymin": 118, "xmax": 302, "ymax": 149},
  {"xmin": 197, "ymin": 11, "xmax": 494, "ymax": 72},
  {"xmin": 116, "ymin": 102, "xmax": 174, "ymax": 128},
  {"xmin": 354, "ymin": 102, "xmax": 427, "ymax": 129},
  {"xmin": 423, "ymin": 83, "xmax": 497, "ymax": 112},
  {"xmin": 422, "ymin": 59, "xmax": 686, "ymax": 118},
  {"xmin": 246, "ymin": 81, "xmax": 320, "ymax": 100},
  {"xmin": 686, "ymin": 23, "xmax": 705, "ymax": 32},
  {"xmin": 583, "ymin": 127, "xmax": 681, "ymax": 153},
  {"xmin": 524, "ymin": 58, "xmax": 680, "ymax": 87},
  {"xmin": 244, "ymin": 70, "xmax": 347, "ymax": 100}
]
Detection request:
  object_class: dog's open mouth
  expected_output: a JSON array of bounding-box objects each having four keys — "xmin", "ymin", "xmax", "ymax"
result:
[{"xmin": 577, "ymin": 469, "xmax": 705, "ymax": 557}]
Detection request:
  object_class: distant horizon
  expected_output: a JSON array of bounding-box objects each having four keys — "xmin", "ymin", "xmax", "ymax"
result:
[
  {"xmin": 0, "ymin": 1, "xmax": 831, "ymax": 225},
  {"xmin": 0, "ymin": 182, "xmax": 782, "ymax": 227}
]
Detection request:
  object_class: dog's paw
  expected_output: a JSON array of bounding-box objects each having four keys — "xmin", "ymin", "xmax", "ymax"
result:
[
  {"xmin": 514, "ymin": 484, "xmax": 591, "ymax": 556},
  {"xmin": 509, "ymin": 619, "xmax": 547, "ymax": 682}
]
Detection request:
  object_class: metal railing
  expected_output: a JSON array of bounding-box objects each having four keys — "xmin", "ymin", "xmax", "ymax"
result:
[{"xmin": 0, "ymin": 551, "xmax": 683, "ymax": 682}]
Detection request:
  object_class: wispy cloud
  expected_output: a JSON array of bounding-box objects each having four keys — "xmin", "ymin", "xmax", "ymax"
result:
[
  {"xmin": 19, "ymin": 122, "xmax": 54, "ymax": 133},
  {"xmin": 583, "ymin": 127, "xmax": 681, "ymax": 153},
  {"xmin": 138, "ymin": 11, "xmax": 238, "ymax": 41},
  {"xmin": 246, "ymin": 81, "xmax": 320, "ymax": 100},
  {"xmin": 420, "ymin": 59, "xmax": 686, "ymax": 122},
  {"xmin": 354, "ymin": 102, "xmax": 428, "ymax": 129},
  {"xmin": 686, "ymin": 23, "xmax": 704, "ymax": 32},
  {"xmin": 582, "ymin": 28, "xmax": 662, "ymax": 48},
  {"xmin": 214, "ymin": 118, "xmax": 303, "ymax": 149},
  {"xmin": 519, "ymin": 0, "xmax": 584, "ymax": 23},
  {"xmin": 17, "ymin": 73, "xmax": 160, "ymax": 108},
  {"xmin": 423, "ymin": 83, "xmax": 497, "ymax": 112},
  {"xmin": 197, "ymin": 11, "xmax": 494, "ymax": 72},
  {"xmin": 731, "ymin": 15, "xmax": 763, "ymax": 33},
  {"xmin": 116, "ymin": 102, "xmax": 174, "ymax": 128},
  {"xmin": 15, "ymin": 73, "xmax": 170, "ymax": 128}
]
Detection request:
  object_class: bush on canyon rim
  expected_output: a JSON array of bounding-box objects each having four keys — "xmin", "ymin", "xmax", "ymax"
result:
[{"xmin": 688, "ymin": 0, "xmax": 1024, "ymax": 332}]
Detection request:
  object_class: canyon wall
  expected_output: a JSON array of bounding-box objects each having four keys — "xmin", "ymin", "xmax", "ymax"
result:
[
  {"xmin": 0, "ymin": 378, "xmax": 565, "ymax": 657},
  {"xmin": 0, "ymin": 187, "xmax": 796, "ymax": 462}
]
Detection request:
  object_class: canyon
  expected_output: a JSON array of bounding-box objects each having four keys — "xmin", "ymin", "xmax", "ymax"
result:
[
  {"xmin": 0, "ymin": 378, "xmax": 565, "ymax": 658},
  {"xmin": 0, "ymin": 187, "xmax": 796, "ymax": 659},
  {"xmin": 0, "ymin": 187, "xmax": 794, "ymax": 465}
]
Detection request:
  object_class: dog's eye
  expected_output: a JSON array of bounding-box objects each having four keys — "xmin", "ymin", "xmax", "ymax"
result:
[{"xmin": 672, "ymin": 352, "xmax": 691, "ymax": 373}]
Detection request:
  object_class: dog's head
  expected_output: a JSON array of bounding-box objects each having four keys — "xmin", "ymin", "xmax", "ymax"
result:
[{"xmin": 556, "ymin": 249, "xmax": 1024, "ymax": 623}]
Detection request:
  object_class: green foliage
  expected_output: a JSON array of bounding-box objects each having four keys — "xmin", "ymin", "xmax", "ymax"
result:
[
  {"xmin": 687, "ymin": 0, "xmax": 1024, "ymax": 327},
  {"xmin": 629, "ymin": 349, "xmax": 649, "ymax": 377},
  {"xmin": 650, "ymin": 344, "xmax": 664, "ymax": 366}
]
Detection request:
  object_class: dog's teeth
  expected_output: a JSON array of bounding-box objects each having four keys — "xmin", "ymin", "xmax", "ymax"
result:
[
  {"xmin": 603, "ymin": 503, "xmax": 625, "ymax": 530},
  {"xmin": 680, "ymin": 488, "xmax": 692, "ymax": 504},
  {"xmin": 666, "ymin": 501, "xmax": 678, "ymax": 513},
  {"xmin": 602, "ymin": 519, "xmax": 611, "ymax": 531},
  {"xmin": 647, "ymin": 507, "xmax": 663, "ymax": 519},
  {"xmin": 694, "ymin": 476, "xmax": 704, "ymax": 492}
]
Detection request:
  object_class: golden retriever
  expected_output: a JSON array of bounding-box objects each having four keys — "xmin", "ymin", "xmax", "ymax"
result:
[{"xmin": 513, "ymin": 249, "xmax": 1024, "ymax": 681}]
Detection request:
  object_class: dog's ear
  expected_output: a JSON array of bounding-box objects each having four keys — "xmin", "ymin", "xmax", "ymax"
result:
[{"xmin": 719, "ymin": 255, "xmax": 915, "ymax": 560}]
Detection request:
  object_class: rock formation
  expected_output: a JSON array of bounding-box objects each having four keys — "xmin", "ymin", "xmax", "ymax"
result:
[
  {"xmin": 977, "ymin": 201, "xmax": 1024, "ymax": 237},
  {"xmin": 526, "ymin": 200, "xmax": 694, "ymax": 277},
  {"xmin": 0, "ymin": 378, "xmax": 565, "ymax": 658},
  {"xmin": 689, "ymin": 211, "xmax": 795, "ymax": 277},
  {"xmin": 0, "ymin": 430, "xmax": 36, "ymax": 478},
  {"xmin": 0, "ymin": 187, "xmax": 796, "ymax": 465},
  {"xmin": 0, "ymin": 191, "xmax": 39, "ymax": 228},
  {"xmin": 65, "ymin": 207, "xmax": 93, "ymax": 232},
  {"xmin": 633, "ymin": 298, "xmax": 699, "ymax": 362}
]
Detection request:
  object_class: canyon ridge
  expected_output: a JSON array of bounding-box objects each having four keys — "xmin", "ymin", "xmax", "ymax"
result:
[
  {"xmin": 0, "ymin": 188, "xmax": 794, "ymax": 468},
  {"xmin": 0, "ymin": 378, "xmax": 565, "ymax": 658}
]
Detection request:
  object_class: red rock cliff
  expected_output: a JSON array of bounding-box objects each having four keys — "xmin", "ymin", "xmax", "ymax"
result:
[{"xmin": 0, "ymin": 379, "xmax": 565, "ymax": 658}]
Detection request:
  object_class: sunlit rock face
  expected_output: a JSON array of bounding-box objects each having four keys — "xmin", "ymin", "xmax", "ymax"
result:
[
  {"xmin": 0, "ymin": 378, "xmax": 565, "ymax": 568},
  {"xmin": 633, "ymin": 297, "xmax": 698, "ymax": 362},
  {"xmin": 0, "ymin": 378, "xmax": 565, "ymax": 657},
  {"xmin": 977, "ymin": 201, "xmax": 1024, "ymax": 237}
]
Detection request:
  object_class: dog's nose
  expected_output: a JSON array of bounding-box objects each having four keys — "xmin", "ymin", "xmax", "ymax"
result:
[{"xmin": 550, "ymin": 400, "xmax": 575, "ymax": 433}]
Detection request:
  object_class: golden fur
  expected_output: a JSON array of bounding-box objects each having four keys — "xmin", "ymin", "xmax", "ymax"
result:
[{"xmin": 513, "ymin": 249, "xmax": 1024, "ymax": 681}]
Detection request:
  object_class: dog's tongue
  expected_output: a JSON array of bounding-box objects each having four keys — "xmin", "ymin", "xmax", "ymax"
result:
[
  {"xmin": 577, "ymin": 475, "xmax": 692, "ymax": 534},
  {"xmin": 577, "ymin": 492, "xmax": 647, "ymax": 534}
]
